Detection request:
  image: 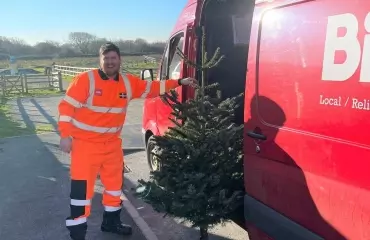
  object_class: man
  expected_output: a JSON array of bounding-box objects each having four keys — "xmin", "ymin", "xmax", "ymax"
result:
[{"xmin": 58, "ymin": 42, "xmax": 197, "ymax": 240}]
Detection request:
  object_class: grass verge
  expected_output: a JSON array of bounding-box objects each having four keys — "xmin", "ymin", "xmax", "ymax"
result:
[
  {"xmin": 0, "ymin": 89, "xmax": 61, "ymax": 138},
  {"xmin": 63, "ymin": 75, "xmax": 73, "ymax": 82}
]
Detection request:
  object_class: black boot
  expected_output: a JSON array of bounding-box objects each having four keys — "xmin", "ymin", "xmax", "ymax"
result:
[
  {"xmin": 66, "ymin": 222, "xmax": 87, "ymax": 240},
  {"xmin": 101, "ymin": 209, "xmax": 133, "ymax": 235}
]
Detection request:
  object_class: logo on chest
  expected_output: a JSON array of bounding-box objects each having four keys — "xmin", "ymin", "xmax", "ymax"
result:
[
  {"xmin": 95, "ymin": 89, "xmax": 103, "ymax": 96},
  {"xmin": 119, "ymin": 92, "xmax": 127, "ymax": 98}
]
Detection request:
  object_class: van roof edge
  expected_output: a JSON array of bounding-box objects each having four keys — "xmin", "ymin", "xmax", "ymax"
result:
[{"xmin": 255, "ymin": 0, "xmax": 274, "ymax": 4}]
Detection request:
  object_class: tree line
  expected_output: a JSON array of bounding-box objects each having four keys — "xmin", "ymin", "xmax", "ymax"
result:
[{"xmin": 0, "ymin": 32, "xmax": 166, "ymax": 60}]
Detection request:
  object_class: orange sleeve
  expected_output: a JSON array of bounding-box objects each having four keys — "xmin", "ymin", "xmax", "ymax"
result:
[
  {"xmin": 57, "ymin": 73, "xmax": 89, "ymax": 138},
  {"xmin": 128, "ymin": 74, "xmax": 180, "ymax": 99}
]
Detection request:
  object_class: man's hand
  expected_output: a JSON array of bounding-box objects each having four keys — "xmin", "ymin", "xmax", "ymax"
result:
[
  {"xmin": 180, "ymin": 78, "xmax": 198, "ymax": 87},
  {"xmin": 60, "ymin": 137, "xmax": 72, "ymax": 153}
]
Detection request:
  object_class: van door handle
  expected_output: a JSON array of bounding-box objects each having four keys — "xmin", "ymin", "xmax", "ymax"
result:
[{"xmin": 247, "ymin": 131, "xmax": 267, "ymax": 141}]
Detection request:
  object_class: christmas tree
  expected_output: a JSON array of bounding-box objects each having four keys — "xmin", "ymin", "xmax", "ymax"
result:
[{"xmin": 136, "ymin": 27, "xmax": 244, "ymax": 240}]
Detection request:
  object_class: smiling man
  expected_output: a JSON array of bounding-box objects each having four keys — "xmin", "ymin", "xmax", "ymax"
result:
[{"xmin": 57, "ymin": 42, "xmax": 197, "ymax": 240}]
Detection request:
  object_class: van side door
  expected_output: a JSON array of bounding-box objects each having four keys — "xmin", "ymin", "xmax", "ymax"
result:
[
  {"xmin": 244, "ymin": 1, "xmax": 370, "ymax": 239},
  {"xmin": 156, "ymin": 32, "xmax": 185, "ymax": 135}
]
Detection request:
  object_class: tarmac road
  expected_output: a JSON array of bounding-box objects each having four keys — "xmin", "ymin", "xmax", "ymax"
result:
[
  {"xmin": 0, "ymin": 97, "xmax": 146, "ymax": 240},
  {"xmin": 0, "ymin": 96, "xmax": 248, "ymax": 240}
]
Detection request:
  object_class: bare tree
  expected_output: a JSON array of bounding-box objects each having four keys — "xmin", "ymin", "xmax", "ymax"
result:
[
  {"xmin": 134, "ymin": 38, "xmax": 148, "ymax": 52},
  {"xmin": 0, "ymin": 32, "xmax": 166, "ymax": 58},
  {"xmin": 88, "ymin": 38, "xmax": 109, "ymax": 54},
  {"xmin": 34, "ymin": 41, "xmax": 60, "ymax": 55},
  {"xmin": 68, "ymin": 32, "xmax": 96, "ymax": 54},
  {"xmin": 59, "ymin": 43, "xmax": 79, "ymax": 58},
  {"xmin": 115, "ymin": 40, "xmax": 135, "ymax": 53}
]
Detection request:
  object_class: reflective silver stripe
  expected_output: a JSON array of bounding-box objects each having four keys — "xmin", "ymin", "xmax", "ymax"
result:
[
  {"xmin": 64, "ymin": 94, "xmax": 126, "ymax": 114},
  {"xmin": 140, "ymin": 80, "xmax": 152, "ymax": 98},
  {"xmin": 104, "ymin": 205, "xmax": 122, "ymax": 212},
  {"xmin": 159, "ymin": 80, "xmax": 166, "ymax": 95},
  {"xmin": 64, "ymin": 95, "xmax": 83, "ymax": 108},
  {"xmin": 72, "ymin": 118, "xmax": 121, "ymax": 133},
  {"xmin": 87, "ymin": 70, "xmax": 95, "ymax": 106},
  {"xmin": 88, "ymin": 105, "xmax": 127, "ymax": 114},
  {"xmin": 121, "ymin": 73, "xmax": 132, "ymax": 100},
  {"xmin": 58, "ymin": 115, "xmax": 122, "ymax": 133},
  {"xmin": 71, "ymin": 199, "xmax": 91, "ymax": 206},
  {"xmin": 59, "ymin": 115, "xmax": 72, "ymax": 122},
  {"xmin": 66, "ymin": 217, "xmax": 87, "ymax": 226},
  {"xmin": 105, "ymin": 190, "xmax": 122, "ymax": 197}
]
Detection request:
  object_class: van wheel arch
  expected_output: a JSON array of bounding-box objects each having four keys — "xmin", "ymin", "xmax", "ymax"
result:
[
  {"xmin": 145, "ymin": 133, "xmax": 161, "ymax": 171},
  {"xmin": 145, "ymin": 130, "xmax": 153, "ymax": 147}
]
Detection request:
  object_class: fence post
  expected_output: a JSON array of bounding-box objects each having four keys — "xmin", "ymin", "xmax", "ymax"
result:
[
  {"xmin": 24, "ymin": 74, "xmax": 28, "ymax": 94},
  {"xmin": 47, "ymin": 73, "xmax": 52, "ymax": 87},
  {"xmin": 0, "ymin": 76, "xmax": 4, "ymax": 97},
  {"xmin": 58, "ymin": 71, "xmax": 63, "ymax": 92},
  {"xmin": 21, "ymin": 74, "xmax": 25, "ymax": 93}
]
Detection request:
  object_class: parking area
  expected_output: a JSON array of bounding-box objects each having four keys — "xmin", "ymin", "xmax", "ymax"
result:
[{"xmin": 0, "ymin": 96, "xmax": 247, "ymax": 240}]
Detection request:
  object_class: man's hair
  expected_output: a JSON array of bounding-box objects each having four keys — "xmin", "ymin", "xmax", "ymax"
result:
[{"xmin": 99, "ymin": 42, "xmax": 120, "ymax": 57}]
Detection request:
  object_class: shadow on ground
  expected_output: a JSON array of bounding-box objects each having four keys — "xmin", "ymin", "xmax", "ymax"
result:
[
  {"xmin": 0, "ymin": 97, "xmax": 37, "ymax": 138},
  {"xmin": 123, "ymin": 176, "xmax": 242, "ymax": 240}
]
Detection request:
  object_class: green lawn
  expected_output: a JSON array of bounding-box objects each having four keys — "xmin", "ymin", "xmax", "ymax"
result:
[
  {"xmin": 32, "ymin": 67, "xmax": 45, "ymax": 73},
  {"xmin": 63, "ymin": 75, "xmax": 74, "ymax": 82},
  {"xmin": 0, "ymin": 90, "xmax": 60, "ymax": 138}
]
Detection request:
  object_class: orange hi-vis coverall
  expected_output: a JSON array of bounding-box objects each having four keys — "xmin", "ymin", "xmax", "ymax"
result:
[{"xmin": 58, "ymin": 69, "xmax": 180, "ymax": 230}]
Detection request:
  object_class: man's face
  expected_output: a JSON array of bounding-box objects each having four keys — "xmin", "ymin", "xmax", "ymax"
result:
[{"xmin": 100, "ymin": 51, "xmax": 121, "ymax": 77}]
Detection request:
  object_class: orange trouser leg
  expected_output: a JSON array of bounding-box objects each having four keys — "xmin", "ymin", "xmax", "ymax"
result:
[
  {"xmin": 100, "ymin": 139, "xmax": 124, "ymax": 212},
  {"xmin": 66, "ymin": 139, "xmax": 101, "ymax": 229}
]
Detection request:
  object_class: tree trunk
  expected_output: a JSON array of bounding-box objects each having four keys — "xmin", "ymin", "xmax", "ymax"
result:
[{"xmin": 200, "ymin": 227, "xmax": 209, "ymax": 240}]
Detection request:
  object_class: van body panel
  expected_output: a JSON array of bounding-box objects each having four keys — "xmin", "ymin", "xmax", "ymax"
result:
[
  {"xmin": 244, "ymin": 0, "xmax": 370, "ymax": 239},
  {"xmin": 169, "ymin": 0, "xmax": 198, "ymax": 37},
  {"xmin": 244, "ymin": 194, "xmax": 323, "ymax": 240},
  {"xmin": 142, "ymin": 98, "xmax": 159, "ymax": 136}
]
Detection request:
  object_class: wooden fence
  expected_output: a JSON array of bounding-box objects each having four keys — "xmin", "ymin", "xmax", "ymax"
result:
[
  {"xmin": 52, "ymin": 65, "xmax": 94, "ymax": 77},
  {"xmin": 0, "ymin": 71, "xmax": 63, "ymax": 96},
  {"xmin": 53, "ymin": 63, "xmax": 158, "ymax": 78}
]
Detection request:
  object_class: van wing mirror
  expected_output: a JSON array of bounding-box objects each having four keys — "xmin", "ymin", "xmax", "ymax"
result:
[{"xmin": 140, "ymin": 69, "xmax": 154, "ymax": 81}]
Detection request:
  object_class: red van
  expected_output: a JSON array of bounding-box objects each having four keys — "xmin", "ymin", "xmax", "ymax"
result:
[{"xmin": 140, "ymin": 0, "xmax": 370, "ymax": 239}]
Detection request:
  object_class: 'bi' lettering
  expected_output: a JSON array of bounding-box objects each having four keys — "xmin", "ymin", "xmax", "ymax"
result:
[{"xmin": 322, "ymin": 12, "xmax": 370, "ymax": 82}]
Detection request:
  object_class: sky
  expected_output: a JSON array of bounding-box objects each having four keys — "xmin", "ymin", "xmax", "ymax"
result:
[{"xmin": 0, "ymin": 0, "xmax": 189, "ymax": 45}]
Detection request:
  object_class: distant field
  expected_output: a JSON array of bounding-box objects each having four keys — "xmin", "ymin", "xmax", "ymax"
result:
[
  {"xmin": 0, "ymin": 54, "xmax": 161, "ymax": 69},
  {"xmin": 0, "ymin": 55, "xmax": 161, "ymax": 82}
]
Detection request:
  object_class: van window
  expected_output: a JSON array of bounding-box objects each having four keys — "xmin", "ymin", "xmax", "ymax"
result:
[
  {"xmin": 160, "ymin": 33, "xmax": 184, "ymax": 80},
  {"xmin": 256, "ymin": 3, "xmax": 369, "ymax": 145},
  {"xmin": 168, "ymin": 37, "xmax": 184, "ymax": 79},
  {"xmin": 160, "ymin": 45, "xmax": 169, "ymax": 80}
]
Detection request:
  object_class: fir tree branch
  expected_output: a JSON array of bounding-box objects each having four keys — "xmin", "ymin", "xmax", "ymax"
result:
[
  {"xmin": 206, "ymin": 55, "xmax": 225, "ymax": 69},
  {"xmin": 204, "ymin": 47, "xmax": 221, "ymax": 68},
  {"xmin": 175, "ymin": 47, "xmax": 201, "ymax": 70}
]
